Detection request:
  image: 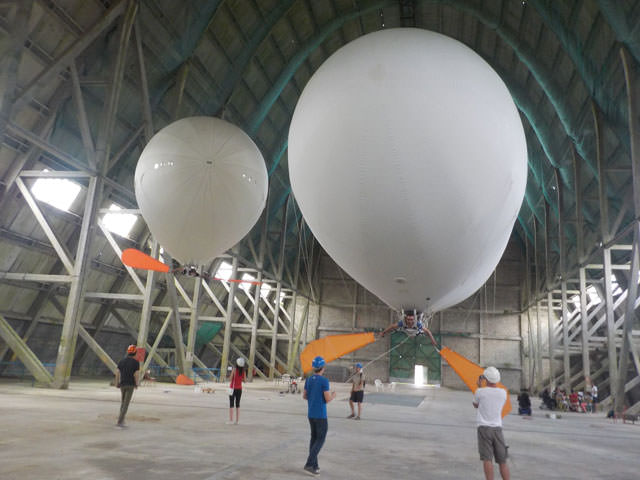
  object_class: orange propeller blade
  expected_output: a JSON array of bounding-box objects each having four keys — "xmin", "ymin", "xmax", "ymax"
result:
[
  {"xmin": 122, "ymin": 248, "xmax": 170, "ymax": 273},
  {"xmin": 219, "ymin": 277, "xmax": 262, "ymax": 285}
]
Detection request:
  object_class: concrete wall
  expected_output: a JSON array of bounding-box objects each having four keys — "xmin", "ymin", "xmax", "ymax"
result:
[{"xmin": 313, "ymin": 238, "xmax": 527, "ymax": 390}]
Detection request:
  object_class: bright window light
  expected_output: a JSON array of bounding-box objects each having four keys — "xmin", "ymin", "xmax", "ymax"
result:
[
  {"xmin": 215, "ymin": 261, "xmax": 232, "ymax": 281},
  {"xmin": 279, "ymin": 290, "xmax": 286, "ymax": 304},
  {"xmin": 240, "ymin": 273, "xmax": 255, "ymax": 294},
  {"xmin": 102, "ymin": 203, "xmax": 137, "ymax": 238},
  {"xmin": 587, "ymin": 285, "xmax": 601, "ymax": 305},
  {"xmin": 611, "ymin": 274, "xmax": 622, "ymax": 296},
  {"xmin": 31, "ymin": 170, "xmax": 81, "ymax": 212},
  {"xmin": 260, "ymin": 282, "xmax": 272, "ymax": 299},
  {"xmin": 414, "ymin": 365, "xmax": 425, "ymax": 386},
  {"xmin": 570, "ymin": 294, "xmax": 580, "ymax": 310}
]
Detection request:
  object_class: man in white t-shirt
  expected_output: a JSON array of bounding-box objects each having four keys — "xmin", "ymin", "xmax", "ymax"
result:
[{"xmin": 472, "ymin": 366, "xmax": 510, "ymax": 480}]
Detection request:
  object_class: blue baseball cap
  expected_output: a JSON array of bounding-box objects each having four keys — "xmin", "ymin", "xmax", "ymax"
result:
[
  {"xmin": 312, "ymin": 356, "xmax": 325, "ymax": 368},
  {"xmin": 356, "ymin": 363, "xmax": 363, "ymax": 368}
]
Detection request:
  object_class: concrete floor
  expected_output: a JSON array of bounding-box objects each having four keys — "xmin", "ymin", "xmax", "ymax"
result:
[{"xmin": 0, "ymin": 378, "xmax": 638, "ymax": 480}]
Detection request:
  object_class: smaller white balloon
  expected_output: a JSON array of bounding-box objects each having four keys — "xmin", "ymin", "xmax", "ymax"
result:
[{"xmin": 134, "ymin": 116, "xmax": 268, "ymax": 265}]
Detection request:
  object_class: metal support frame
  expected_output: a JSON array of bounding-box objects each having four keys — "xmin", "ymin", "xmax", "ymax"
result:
[
  {"xmin": 220, "ymin": 252, "xmax": 239, "ymax": 379},
  {"xmin": 52, "ymin": 176, "xmax": 98, "ymax": 388},
  {"xmin": 593, "ymin": 102, "xmax": 619, "ymax": 394},
  {"xmin": 554, "ymin": 168, "xmax": 571, "ymax": 386},
  {"xmin": 184, "ymin": 266, "xmax": 203, "ymax": 372},
  {"xmin": 533, "ymin": 217, "xmax": 543, "ymax": 391},
  {"xmin": 0, "ymin": 0, "xmax": 33, "ymax": 140},
  {"xmin": 269, "ymin": 197, "xmax": 289, "ymax": 378},
  {"xmin": 614, "ymin": 47, "xmax": 640, "ymax": 413},
  {"xmin": 77, "ymin": 324, "xmax": 117, "ymax": 373},
  {"xmin": 0, "ymin": 313, "xmax": 53, "ymax": 384},
  {"xmin": 137, "ymin": 240, "xmax": 158, "ymax": 347},
  {"xmin": 248, "ymin": 208, "xmax": 268, "ymax": 381}
]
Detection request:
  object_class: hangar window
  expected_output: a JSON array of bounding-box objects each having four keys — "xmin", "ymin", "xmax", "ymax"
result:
[
  {"xmin": 102, "ymin": 203, "xmax": 137, "ymax": 238},
  {"xmin": 31, "ymin": 170, "xmax": 81, "ymax": 212}
]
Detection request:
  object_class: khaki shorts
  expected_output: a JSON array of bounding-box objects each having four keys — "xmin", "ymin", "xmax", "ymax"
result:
[{"xmin": 477, "ymin": 426, "xmax": 508, "ymax": 464}]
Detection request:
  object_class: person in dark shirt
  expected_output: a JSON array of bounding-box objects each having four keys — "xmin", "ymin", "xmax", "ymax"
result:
[
  {"xmin": 517, "ymin": 388, "xmax": 532, "ymax": 416},
  {"xmin": 115, "ymin": 344, "xmax": 140, "ymax": 427},
  {"xmin": 303, "ymin": 356, "xmax": 336, "ymax": 476}
]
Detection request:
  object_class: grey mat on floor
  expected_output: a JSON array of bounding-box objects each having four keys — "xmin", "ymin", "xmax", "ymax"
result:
[{"xmin": 362, "ymin": 393, "xmax": 425, "ymax": 407}]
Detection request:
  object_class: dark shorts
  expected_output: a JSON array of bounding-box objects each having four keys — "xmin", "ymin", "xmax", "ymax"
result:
[
  {"xmin": 229, "ymin": 388, "xmax": 242, "ymax": 408},
  {"xmin": 477, "ymin": 426, "xmax": 508, "ymax": 464},
  {"xmin": 350, "ymin": 390, "xmax": 364, "ymax": 403}
]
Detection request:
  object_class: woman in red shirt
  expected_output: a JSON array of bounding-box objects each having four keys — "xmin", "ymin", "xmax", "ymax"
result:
[{"xmin": 228, "ymin": 358, "xmax": 246, "ymax": 424}]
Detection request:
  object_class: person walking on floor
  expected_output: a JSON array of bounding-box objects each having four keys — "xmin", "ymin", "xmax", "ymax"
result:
[
  {"xmin": 115, "ymin": 344, "xmax": 140, "ymax": 427},
  {"xmin": 473, "ymin": 366, "xmax": 510, "ymax": 480},
  {"xmin": 347, "ymin": 362, "xmax": 365, "ymax": 420},
  {"xmin": 228, "ymin": 358, "xmax": 246, "ymax": 424},
  {"xmin": 303, "ymin": 356, "xmax": 336, "ymax": 476}
]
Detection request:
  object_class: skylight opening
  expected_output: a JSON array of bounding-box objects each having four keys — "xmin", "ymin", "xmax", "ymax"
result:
[
  {"xmin": 570, "ymin": 294, "xmax": 580, "ymax": 310},
  {"xmin": 102, "ymin": 203, "xmax": 137, "ymax": 238},
  {"xmin": 215, "ymin": 261, "xmax": 232, "ymax": 281},
  {"xmin": 30, "ymin": 170, "xmax": 81, "ymax": 212},
  {"xmin": 240, "ymin": 273, "xmax": 255, "ymax": 294},
  {"xmin": 260, "ymin": 282, "xmax": 272, "ymax": 299},
  {"xmin": 586, "ymin": 285, "xmax": 601, "ymax": 305},
  {"xmin": 610, "ymin": 274, "xmax": 622, "ymax": 296}
]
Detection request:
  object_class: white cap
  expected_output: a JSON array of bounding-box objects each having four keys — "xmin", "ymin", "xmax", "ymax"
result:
[
  {"xmin": 236, "ymin": 358, "xmax": 245, "ymax": 367},
  {"xmin": 483, "ymin": 366, "xmax": 500, "ymax": 384}
]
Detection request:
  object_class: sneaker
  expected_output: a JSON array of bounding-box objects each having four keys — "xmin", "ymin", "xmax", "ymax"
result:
[
  {"xmin": 347, "ymin": 413, "xmax": 355, "ymax": 418},
  {"xmin": 116, "ymin": 423, "xmax": 126, "ymax": 428},
  {"xmin": 355, "ymin": 416, "xmax": 361, "ymax": 420},
  {"xmin": 303, "ymin": 466, "xmax": 320, "ymax": 476},
  {"xmin": 225, "ymin": 421, "xmax": 234, "ymax": 425}
]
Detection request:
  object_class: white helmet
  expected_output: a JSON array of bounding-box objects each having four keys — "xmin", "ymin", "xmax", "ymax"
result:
[
  {"xmin": 483, "ymin": 366, "xmax": 500, "ymax": 384},
  {"xmin": 236, "ymin": 358, "xmax": 245, "ymax": 367}
]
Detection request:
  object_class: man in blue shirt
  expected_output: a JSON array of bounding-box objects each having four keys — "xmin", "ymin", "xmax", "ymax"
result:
[{"xmin": 303, "ymin": 356, "xmax": 336, "ymax": 475}]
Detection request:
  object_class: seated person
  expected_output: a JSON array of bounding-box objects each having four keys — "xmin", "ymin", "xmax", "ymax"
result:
[
  {"xmin": 518, "ymin": 388, "xmax": 532, "ymax": 415},
  {"xmin": 569, "ymin": 390, "xmax": 579, "ymax": 412},
  {"xmin": 541, "ymin": 388, "xmax": 555, "ymax": 410},
  {"xmin": 381, "ymin": 310, "xmax": 429, "ymax": 337},
  {"xmin": 556, "ymin": 390, "xmax": 568, "ymax": 411}
]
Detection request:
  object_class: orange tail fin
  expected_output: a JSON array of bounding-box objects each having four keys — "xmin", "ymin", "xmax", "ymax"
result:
[
  {"xmin": 439, "ymin": 347, "xmax": 512, "ymax": 418},
  {"xmin": 122, "ymin": 248, "xmax": 170, "ymax": 273}
]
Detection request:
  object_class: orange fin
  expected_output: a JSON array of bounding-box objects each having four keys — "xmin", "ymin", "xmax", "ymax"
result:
[
  {"xmin": 300, "ymin": 333, "xmax": 375, "ymax": 374},
  {"xmin": 439, "ymin": 347, "xmax": 512, "ymax": 418},
  {"xmin": 122, "ymin": 248, "xmax": 170, "ymax": 273}
]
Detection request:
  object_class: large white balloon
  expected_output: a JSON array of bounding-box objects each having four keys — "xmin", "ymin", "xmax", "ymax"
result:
[
  {"xmin": 135, "ymin": 117, "xmax": 268, "ymax": 265},
  {"xmin": 288, "ymin": 29, "xmax": 527, "ymax": 312}
]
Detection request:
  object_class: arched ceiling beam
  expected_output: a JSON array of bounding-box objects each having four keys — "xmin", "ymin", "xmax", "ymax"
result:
[
  {"xmin": 246, "ymin": 0, "xmax": 394, "ymax": 135},
  {"xmin": 530, "ymin": 0, "xmax": 629, "ymax": 150},
  {"xmin": 435, "ymin": 0, "xmax": 597, "ymax": 180},
  {"xmin": 246, "ymin": 0, "xmax": 600, "ymax": 199},
  {"xmin": 597, "ymin": 0, "xmax": 640, "ymax": 65},
  {"xmin": 203, "ymin": 0, "xmax": 296, "ymax": 116}
]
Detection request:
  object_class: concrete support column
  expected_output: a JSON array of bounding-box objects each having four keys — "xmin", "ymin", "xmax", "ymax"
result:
[
  {"xmin": 578, "ymin": 267, "xmax": 591, "ymax": 381},
  {"xmin": 269, "ymin": 197, "xmax": 289, "ymax": 379},
  {"xmin": 593, "ymin": 101, "xmax": 618, "ymax": 395},
  {"xmin": 615, "ymin": 47, "xmax": 640, "ymax": 413},
  {"xmin": 184, "ymin": 267, "xmax": 203, "ymax": 373},
  {"xmin": 137, "ymin": 240, "xmax": 158, "ymax": 348},
  {"xmin": 220, "ymin": 253, "xmax": 239, "ymax": 380},
  {"xmin": 561, "ymin": 279, "xmax": 571, "ymax": 387},
  {"xmin": 53, "ymin": 176, "xmax": 99, "ymax": 388}
]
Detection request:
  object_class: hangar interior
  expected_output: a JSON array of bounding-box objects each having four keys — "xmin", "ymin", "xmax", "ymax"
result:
[{"xmin": 0, "ymin": 1, "xmax": 639, "ymax": 479}]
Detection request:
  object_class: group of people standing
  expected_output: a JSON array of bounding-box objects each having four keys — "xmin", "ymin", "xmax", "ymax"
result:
[{"xmin": 114, "ymin": 344, "xmax": 509, "ymax": 480}]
